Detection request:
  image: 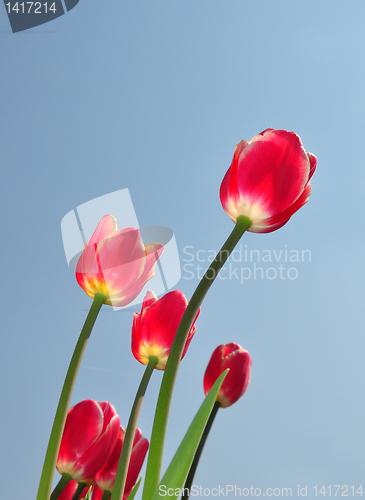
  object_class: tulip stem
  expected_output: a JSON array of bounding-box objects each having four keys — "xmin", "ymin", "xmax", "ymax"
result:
[
  {"xmin": 142, "ymin": 215, "xmax": 252, "ymax": 500},
  {"xmin": 36, "ymin": 293, "xmax": 107, "ymax": 500},
  {"xmin": 111, "ymin": 355, "xmax": 159, "ymax": 500},
  {"xmin": 50, "ymin": 473, "xmax": 72, "ymax": 500},
  {"xmin": 181, "ymin": 401, "xmax": 220, "ymax": 499},
  {"xmin": 102, "ymin": 492, "xmax": 112, "ymax": 500}
]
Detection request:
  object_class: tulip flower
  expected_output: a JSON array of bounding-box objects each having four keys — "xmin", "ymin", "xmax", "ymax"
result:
[
  {"xmin": 181, "ymin": 343, "xmax": 252, "ymax": 499},
  {"xmin": 57, "ymin": 400, "xmax": 120, "ymax": 484},
  {"xmin": 132, "ymin": 290, "xmax": 199, "ymax": 370},
  {"xmin": 95, "ymin": 427, "xmax": 149, "ymax": 498},
  {"xmin": 76, "ymin": 214, "xmax": 164, "ymax": 307},
  {"xmin": 204, "ymin": 343, "xmax": 252, "ymax": 408},
  {"xmin": 220, "ymin": 128, "xmax": 317, "ymax": 233}
]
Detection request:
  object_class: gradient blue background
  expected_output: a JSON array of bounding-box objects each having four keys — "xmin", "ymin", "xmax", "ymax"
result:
[{"xmin": 1, "ymin": 1, "xmax": 364, "ymax": 499}]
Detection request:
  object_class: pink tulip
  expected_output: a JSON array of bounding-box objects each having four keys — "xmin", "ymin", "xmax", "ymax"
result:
[
  {"xmin": 132, "ymin": 290, "xmax": 199, "ymax": 370},
  {"xmin": 204, "ymin": 343, "xmax": 252, "ymax": 408},
  {"xmin": 57, "ymin": 400, "xmax": 120, "ymax": 484},
  {"xmin": 95, "ymin": 427, "xmax": 149, "ymax": 498},
  {"xmin": 220, "ymin": 128, "xmax": 316, "ymax": 233},
  {"xmin": 76, "ymin": 214, "xmax": 164, "ymax": 307}
]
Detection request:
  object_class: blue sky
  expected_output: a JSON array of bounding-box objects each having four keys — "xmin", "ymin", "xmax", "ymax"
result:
[{"xmin": 1, "ymin": 1, "xmax": 365, "ymax": 499}]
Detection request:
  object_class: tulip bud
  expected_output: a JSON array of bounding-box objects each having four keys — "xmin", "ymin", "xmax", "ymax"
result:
[
  {"xmin": 204, "ymin": 343, "xmax": 252, "ymax": 408},
  {"xmin": 220, "ymin": 128, "xmax": 316, "ymax": 233},
  {"xmin": 76, "ymin": 214, "xmax": 164, "ymax": 307},
  {"xmin": 132, "ymin": 290, "xmax": 199, "ymax": 370},
  {"xmin": 57, "ymin": 400, "xmax": 120, "ymax": 484},
  {"xmin": 95, "ymin": 427, "xmax": 149, "ymax": 499}
]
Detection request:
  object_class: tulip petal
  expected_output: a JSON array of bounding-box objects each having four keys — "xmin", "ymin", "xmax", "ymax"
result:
[
  {"xmin": 106, "ymin": 243, "xmax": 164, "ymax": 307},
  {"xmin": 91, "ymin": 485, "xmax": 104, "ymax": 500},
  {"xmin": 307, "ymin": 152, "xmax": 317, "ymax": 181},
  {"xmin": 132, "ymin": 427, "xmax": 142, "ymax": 445},
  {"xmin": 251, "ymin": 182, "xmax": 312, "ymax": 233},
  {"xmin": 98, "ymin": 228, "xmax": 145, "ymax": 272},
  {"xmin": 89, "ymin": 215, "xmax": 117, "ymax": 246},
  {"xmin": 236, "ymin": 130, "xmax": 310, "ymax": 217},
  {"xmin": 124, "ymin": 435, "xmax": 149, "ymax": 497},
  {"xmin": 72, "ymin": 414, "xmax": 121, "ymax": 482},
  {"xmin": 57, "ymin": 480, "xmax": 78, "ymax": 500},
  {"xmin": 95, "ymin": 428, "xmax": 124, "ymax": 492},
  {"xmin": 97, "ymin": 401, "xmax": 118, "ymax": 432},
  {"xmin": 181, "ymin": 309, "xmax": 200, "ymax": 361},
  {"xmin": 108, "ymin": 285, "xmax": 148, "ymax": 308},
  {"xmin": 219, "ymin": 348, "xmax": 251, "ymax": 408},
  {"xmin": 57, "ymin": 400, "xmax": 104, "ymax": 475},
  {"xmin": 181, "ymin": 326, "xmax": 196, "ymax": 361},
  {"xmin": 141, "ymin": 291, "xmax": 158, "ymax": 314},
  {"xmin": 220, "ymin": 144, "xmax": 245, "ymax": 223}
]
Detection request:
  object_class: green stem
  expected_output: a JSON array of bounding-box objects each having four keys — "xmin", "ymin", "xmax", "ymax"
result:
[
  {"xmin": 101, "ymin": 491, "xmax": 112, "ymax": 500},
  {"xmin": 111, "ymin": 355, "xmax": 159, "ymax": 500},
  {"xmin": 36, "ymin": 293, "xmax": 106, "ymax": 500},
  {"xmin": 181, "ymin": 402, "xmax": 220, "ymax": 499},
  {"xmin": 71, "ymin": 482, "xmax": 87, "ymax": 500},
  {"xmin": 142, "ymin": 215, "xmax": 252, "ymax": 500},
  {"xmin": 50, "ymin": 473, "xmax": 72, "ymax": 500}
]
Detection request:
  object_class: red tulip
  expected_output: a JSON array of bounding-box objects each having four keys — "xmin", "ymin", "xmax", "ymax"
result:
[
  {"xmin": 132, "ymin": 290, "xmax": 199, "ymax": 370},
  {"xmin": 57, "ymin": 400, "xmax": 120, "ymax": 484},
  {"xmin": 220, "ymin": 128, "xmax": 316, "ymax": 233},
  {"xmin": 95, "ymin": 427, "xmax": 149, "ymax": 498},
  {"xmin": 76, "ymin": 214, "xmax": 164, "ymax": 307},
  {"xmin": 204, "ymin": 343, "xmax": 252, "ymax": 408}
]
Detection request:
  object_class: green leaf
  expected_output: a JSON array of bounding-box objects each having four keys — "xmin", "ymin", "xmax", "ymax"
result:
[
  {"xmin": 151, "ymin": 370, "xmax": 228, "ymax": 500},
  {"xmin": 126, "ymin": 477, "xmax": 142, "ymax": 500}
]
